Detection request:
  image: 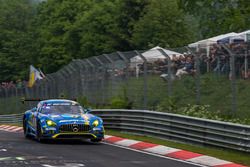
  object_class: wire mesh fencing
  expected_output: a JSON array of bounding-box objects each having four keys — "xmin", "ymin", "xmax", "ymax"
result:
[{"xmin": 1, "ymin": 43, "xmax": 250, "ymax": 122}]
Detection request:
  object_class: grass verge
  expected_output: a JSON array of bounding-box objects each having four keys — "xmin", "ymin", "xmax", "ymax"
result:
[{"xmin": 106, "ymin": 129, "xmax": 250, "ymax": 166}]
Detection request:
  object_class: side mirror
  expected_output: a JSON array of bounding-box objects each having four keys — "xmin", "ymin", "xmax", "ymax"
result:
[
  {"xmin": 31, "ymin": 107, "xmax": 37, "ymax": 112},
  {"xmin": 84, "ymin": 108, "xmax": 92, "ymax": 114}
]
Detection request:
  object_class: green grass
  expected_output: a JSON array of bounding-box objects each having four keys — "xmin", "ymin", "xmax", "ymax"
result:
[{"xmin": 106, "ymin": 129, "xmax": 250, "ymax": 166}]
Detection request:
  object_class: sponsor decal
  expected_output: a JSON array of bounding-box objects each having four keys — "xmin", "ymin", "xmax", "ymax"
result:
[
  {"xmin": 50, "ymin": 115, "xmax": 60, "ymax": 118},
  {"xmin": 93, "ymin": 127, "xmax": 101, "ymax": 131},
  {"xmin": 82, "ymin": 115, "xmax": 89, "ymax": 121},
  {"xmin": 59, "ymin": 120, "xmax": 84, "ymax": 123},
  {"xmin": 45, "ymin": 127, "xmax": 56, "ymax": 131}
]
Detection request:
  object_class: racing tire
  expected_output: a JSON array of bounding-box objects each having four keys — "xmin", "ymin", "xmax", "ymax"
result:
[
  {"xmin": 36, "ymin": 122, "xmax": 45, "ymax": 143},
  {"xmin": 91, "ymin": 138, "xmax": 102, "ymax": 142},
  {"xmin": 23, "ymin": 119, "xmax": 30, "ymax": 138}
]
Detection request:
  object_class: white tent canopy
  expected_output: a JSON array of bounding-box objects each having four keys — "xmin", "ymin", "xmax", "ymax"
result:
[
  {"xmin": 188, "ymin": 32, "xmax": 238, "ymax": 48},
  {"xmin": 130, "ymin": 46, "xmax": 182, "ymax": 64},
  {"xmin": 230, "ymin": 30, "xmax": 250, "ymax": 42}
]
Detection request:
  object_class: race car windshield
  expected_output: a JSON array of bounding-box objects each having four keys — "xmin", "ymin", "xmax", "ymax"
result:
[{"xmin": 41, "ymin": 104, "xmax": 84, "ymax": 114}]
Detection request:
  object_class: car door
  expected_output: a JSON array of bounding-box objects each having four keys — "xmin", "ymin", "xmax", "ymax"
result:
[{"xmin": 29, "ymin": 107, "xmax": 38, "ymax": 130}]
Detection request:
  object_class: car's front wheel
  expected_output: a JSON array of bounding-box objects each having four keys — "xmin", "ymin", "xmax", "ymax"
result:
[
  {"xmin": 91, "ymin": 138, "xmax": 102, "ymax": 142},
  {"xmin": 36, "ymin": 122, "xmax": 45, "ymax": 143},
  {"xmin": 23, "ymin": 118, "xmax": 30, "ymax": 138}
]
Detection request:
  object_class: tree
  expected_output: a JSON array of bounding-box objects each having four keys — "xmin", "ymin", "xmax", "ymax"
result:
[
  {"xmin": 76, "ymin": 0, "xmax": 148, "ymax": 57},
  {"xmin": 0, "ymin": 0, "xmax": 35, "ymax": 82},
  {"xmin": 132, "ymin": 0, "xmax": 194, "ymax": 49},
  {"xmin": 31, "ymin": 0, "xmax": 94, "ymax": 73},
  {"xmin": 33, "ymin": 0, "xmax": 148, "ymax": 66},
  {"xmin": 178, "ymin": 0, "xmax": 250, "ymax": 39}
]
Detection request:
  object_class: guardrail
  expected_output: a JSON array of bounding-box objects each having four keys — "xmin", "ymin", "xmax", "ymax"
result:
[
  {"xmin": 0, "ymin": 113, "xmax": 23, "ymax": 124},
  {"xmin": 1, "ymin": 110, "xmax": 250, "ymax": 152},
  {"xmin": 92, "ymin": 109, "xmax": 250, "ymax": 152}
]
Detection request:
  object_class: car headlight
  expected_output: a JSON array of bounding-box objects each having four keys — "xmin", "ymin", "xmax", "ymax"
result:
[
  {"xmin": 46, "ymin": 120, "xmax": 56, "ymax": 127},
  {"xmin": 92, "ymin": 120, "xmax": 99, "ymax": 127}
]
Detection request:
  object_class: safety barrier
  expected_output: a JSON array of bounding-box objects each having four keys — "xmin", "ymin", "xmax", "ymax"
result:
[
  {"xmin": 92, "ymin": 109, "xmax": 250, "ymax": 152},
  {"xmin": 1, "ymin": 110, "xmax": 250, "ymax": 152},
  {"xmin": 0, "ymin": 113, "xmax": 23, "ymax": 124}
]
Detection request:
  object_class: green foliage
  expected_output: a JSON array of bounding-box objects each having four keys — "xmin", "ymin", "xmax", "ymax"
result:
[
  {"xmin": 157, "ymin": 102, "xmax": 250, "ymax": 125},
  {"xmin": 0, "ymin": 0, "xmax": 197, "ymax": 81},
  {"xmin": 0, "ymin": 0, "xmax": 35, "ymax": 82},
  {"xmin": 110, "ymin": 97, "xmax": 129, "ymax": 109},
  {"xmin": 132, "ymin": 0, "xmax": 194, "ymax": 49},
  {"xmin": 178, "ymin": 0, "xmax": 250, "ymax": 39},
  {"xmin": 156, "ymin": 97, "xmax": 178, "ymax": 113},
  {"xmin": 113, "ymin": 74, "xmax": 250, "ymax": 125},
  {"xmin": 109, "ymin": 86, "xmax": 133, "ymax": 109},
  {"xmin": 77, "ymin": 96, "xmax": 91, "ymax": 108}
]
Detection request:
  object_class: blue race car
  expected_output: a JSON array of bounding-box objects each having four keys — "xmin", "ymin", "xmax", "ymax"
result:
[{"xmin": 22, "ymin": 99, "xmax": 104, "ymax": 142}]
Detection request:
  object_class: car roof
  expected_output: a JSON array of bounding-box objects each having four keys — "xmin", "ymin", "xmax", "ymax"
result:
[{"xmin": 39, "ymin": 99, "xmax": 78, "ymax": 105}]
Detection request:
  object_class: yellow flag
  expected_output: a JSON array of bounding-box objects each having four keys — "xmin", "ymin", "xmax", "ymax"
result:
[{"xmin": 28, "ymin": 65, "xmax": 43, "ymax": 87}]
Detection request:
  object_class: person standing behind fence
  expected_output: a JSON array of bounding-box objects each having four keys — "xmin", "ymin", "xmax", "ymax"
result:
[{"xmin": 175, "ymin": 56, "xmax": 194, "ymax": 79}]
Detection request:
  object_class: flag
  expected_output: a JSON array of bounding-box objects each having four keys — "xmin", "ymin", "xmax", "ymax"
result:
[
  {"xmin": 28, "ymin": 65, "xmax": 44, "ymax": 87},
  {"xmin": 38, "ymin": 68, "xmax": 46, "ymax": 78}
]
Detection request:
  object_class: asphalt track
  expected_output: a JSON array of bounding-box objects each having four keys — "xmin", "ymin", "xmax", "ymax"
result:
[{"xmin": 0, "ymin": 131, "xmax": 203, "ymax": 167}]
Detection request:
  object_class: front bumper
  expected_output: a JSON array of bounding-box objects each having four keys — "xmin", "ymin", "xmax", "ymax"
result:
[
  {"xmin": 41, "ymin": 125, "xmax": 105, "ymax": 140},
  {"xmin": 52, "ymin": 132, "xmax": 98, "ymax": 139}
]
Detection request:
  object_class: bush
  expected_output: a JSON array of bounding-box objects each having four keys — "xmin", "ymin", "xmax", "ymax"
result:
[
  {"xmin": 156, "ymin": 97, "xmax": 178, "ymax": 113},
  {"xmin": 77, "ymin": 96, "xmax": 91, "ymax": 108},
  {"xmin": 110, "ymin": 97, "xmax": 132, "ymax": 109}
]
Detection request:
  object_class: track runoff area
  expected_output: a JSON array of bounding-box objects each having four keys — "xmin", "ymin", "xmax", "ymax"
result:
[{"xmin": 0, "ymin": 125, "xmax": 246, "ymax": 167}]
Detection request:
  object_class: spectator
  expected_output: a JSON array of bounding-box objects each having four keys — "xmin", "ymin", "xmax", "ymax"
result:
[
  {"xmin": 16, "ymin": 79, "xmax": 23, "ymax": 89},
  {"xmin": 175, "ymin": 56, "xmax": 194, "ymax": 79}
]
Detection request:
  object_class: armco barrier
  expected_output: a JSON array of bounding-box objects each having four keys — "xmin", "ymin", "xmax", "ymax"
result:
[
  {"xmin": 92, "ymin": 109, "xmax": 250, "ymax": 152},
  {"xmin": 0, "ymin": 113, "xmax": 22, "ymax": 124},
  {"xmin": 1, "ymin": 110, "xmax": 250, "ymax": 152}
]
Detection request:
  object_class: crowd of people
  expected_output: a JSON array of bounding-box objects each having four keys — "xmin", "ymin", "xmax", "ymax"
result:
[
  {"xmin": 0, "ymin": 80, "xmax": 26, "ymax": 89},
  {"xmin": 130, "ymin": 42, "xmax": 250, "ymax": 80},
  {"xmin": 199, "ymin": 42, "xmax": 250, "ymax": 79},
  {"xmin": 130, "ymin": 53, "xmax": 196, "ymax": 80}
]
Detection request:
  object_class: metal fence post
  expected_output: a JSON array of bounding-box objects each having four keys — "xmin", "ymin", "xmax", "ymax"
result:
[
  {"xmin": 64, "ymin": 64, "xmax": 77, "ymax": 98},
  {"xmin": 15, "ymin": 87, "xmax": 18, "ymax": 113},
  {"xmin": 79, "ymin": 60, "xmax": 88, "ymax": 98},
  {"xmin": 94, "ymin": 56, "xmax": 105, "ymax": 105},
  {"xmin": 86, "ymin": 59, "xmax": 96, "ymax": 105},
  {"xmin": 244, "ymin": 50, "xmax": 248, "ymax": 79},
  {"xmin": 73, "ymin": 60, "xmax": 84, "ymax": 98},
  {"xmin": 103, "ymin": 54, "xmax": 115, "ymax": 101},
  {"xmin": 222, "ymin": 44, "xmax": 237, "ymax": 114},
  {"xmin": 158, "ymin": 49, "xmax": 172, "ymax": 97},
  {"xmin": 117, "ymin": 51, "xmax": 130, "ymax": 83},
  {"xmin": 117, "ymin": 52, "xmax": 130, "ymax": 107},
  {"xmin": 4, "ymin": 88, "xmax": 8, "ymax": 113},
  {"xmin": 46, "ymin": 75, "xmax": 54, "ymax": 98},
  {"xmin": 186, "ymin": 47, "xmax": 201, "ymax": 105},
  {"xmin": 134, "ymin": 50, "xmax": 148, "ymax": 109}
]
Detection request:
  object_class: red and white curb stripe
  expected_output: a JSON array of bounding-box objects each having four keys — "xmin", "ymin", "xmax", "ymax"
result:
[
  {"xmin": 103, "ymin": 135, "xmax": 247, "ymax": 167},
  {"xmin": 0, "ymin": 125, "xmax": 23, "ymax": 133},
  {"xmin": 0, "ymin": 125, "xmax": 247, "ymax": 167}
]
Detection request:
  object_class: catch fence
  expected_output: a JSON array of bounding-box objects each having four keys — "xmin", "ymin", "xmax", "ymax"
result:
[{"xmin": 0, "ymin": 43, "xmax": 250, "ymax": 120}]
